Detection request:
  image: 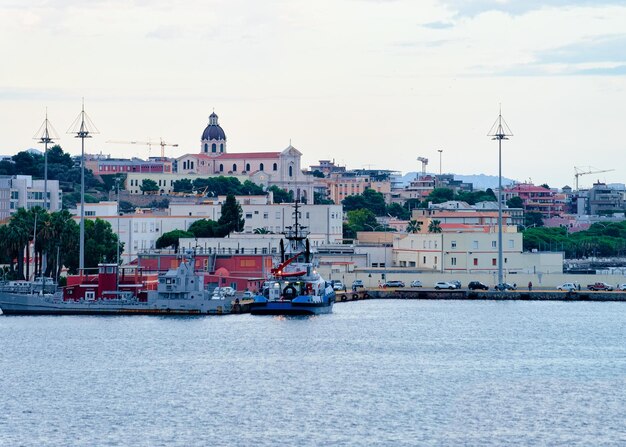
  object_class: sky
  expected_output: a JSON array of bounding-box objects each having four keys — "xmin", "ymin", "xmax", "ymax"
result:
[{"xmin": 1, "ymin": 0, "xmax": 626, "ymax": 189}]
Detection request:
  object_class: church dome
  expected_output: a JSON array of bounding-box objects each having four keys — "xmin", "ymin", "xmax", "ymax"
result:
[{"xmin": 201, "ymin": 112, "xmax": 226, "ymax": 141}]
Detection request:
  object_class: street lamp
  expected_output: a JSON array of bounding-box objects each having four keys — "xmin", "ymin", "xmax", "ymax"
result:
[{"xmin": 488, "ymin": 107, "xmax": 513, "ymax": 286}]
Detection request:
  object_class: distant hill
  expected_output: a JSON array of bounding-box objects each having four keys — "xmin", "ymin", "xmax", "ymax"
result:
[{"xmin": 399, "ymin": 172, "xmax": 518, "ymax": 190}]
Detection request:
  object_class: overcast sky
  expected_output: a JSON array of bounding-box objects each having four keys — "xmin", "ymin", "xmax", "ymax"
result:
[{"xmin": 1, "ymin": 0, "xmax": 625, "ymax": 188}]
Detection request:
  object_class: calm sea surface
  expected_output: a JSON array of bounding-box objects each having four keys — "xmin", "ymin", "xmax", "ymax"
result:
[{"xmin": 1, "ymin": 300, "xmax": 625, "ymax": 447}]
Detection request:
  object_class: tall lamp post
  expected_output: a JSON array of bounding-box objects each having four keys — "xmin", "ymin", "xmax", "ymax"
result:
[{"xmin": 488, "ymin": 107, "xmax": 513, "ymax": 286}]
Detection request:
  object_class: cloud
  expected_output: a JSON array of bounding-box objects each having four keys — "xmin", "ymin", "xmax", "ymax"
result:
[
  {"xmin": 440, "ymin": 0, "xmax": 626, "ymax": 17},
  {"xmin": 421, "ymin": 21, "xmax": 455, "ymax": 29}
]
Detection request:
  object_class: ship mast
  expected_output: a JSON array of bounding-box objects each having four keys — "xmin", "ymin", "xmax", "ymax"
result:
[{"xmin": 67, "ymin": 99, "xmax": 99, "ymax": 274}]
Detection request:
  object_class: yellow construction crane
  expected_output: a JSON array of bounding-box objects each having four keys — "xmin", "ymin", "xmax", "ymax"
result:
[
  {"xmin": 574, "ymin": 166, "xmax": 615, "ymax": 191},
  {"xmin": 106, "ymin": 138, "xmax": 179, "ymax": 159}
]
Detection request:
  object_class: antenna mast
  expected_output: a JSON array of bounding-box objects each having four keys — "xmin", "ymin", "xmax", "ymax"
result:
[
  {"xmin": 67, "ymin": 99, "xmax": 99, "ymax": 274},
  {"xmin": 488, "ymin": 106, "xmax": 513, "ymax": 286}
]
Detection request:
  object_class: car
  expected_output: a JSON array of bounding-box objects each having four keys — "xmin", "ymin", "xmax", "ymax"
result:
[
  {"xmin": 332, "ymin": 281, "xmax": 346, "ymax": 291},
  {"xmin": 557, "ymin": 282, "xmax": 577, "ymax": 291},
  {"xmin": 468, "ymin": 281, "xmax": 489, "ymax": 290},
  {"xmin": 409, "ymin": 280, "xmax": 423, "ymax": 288},
  {"xmin": 450, "ymin": 280, "xmax": 462, "ymax": 289},
  {"xmin": 495, "ymin": 283, "xmax": 516, "ymax": 291},
  {"xmin": 587, "ymin": 282, "xmax": 613, "ymax": 291},
  {"xmin": 351, "ymin": 280, "xmax": 364, "ymax": 289},
  {"xmin": 242, "ymin": 291, "xmax": 255, "ymax": 299},
  {"xmin": 383, "ymin": 280, "xmax": 405, "ymax": 288},
  {"xmin": 619, "ymin": 284, "xmax": 626, "ymax": 291},
  {"xmin": 434, "ymin": 281, "xmax": 456, "ymax": 290}
]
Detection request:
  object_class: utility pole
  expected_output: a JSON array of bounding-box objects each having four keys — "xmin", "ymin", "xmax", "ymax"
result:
[
  {"xmin": 438, "ymin": 149, "xmax": 443, "ymax": 176},
  {"xmin": 488, "ymin": 106, "xmax": 513, "ymax": 286},
  {"xmin": 67, "ymin": 99, "xmax": 99, "ymax": 274}
]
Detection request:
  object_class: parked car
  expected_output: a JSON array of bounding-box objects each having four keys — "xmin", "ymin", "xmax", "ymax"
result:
[
  {"xmin": 468, "ymin": 281, "xmax": 489, "ymax": 290},
  {"xmin": 242, "ymin": 291, "xmax": 255, "ymax": 299},
  {"xmin": 434, "ymin": 281, "xmax": 456, "ymax": 290},
  {"xmin": 586, "ymin": 282, "xmax": 613, "ymax": 291},
  {"xmin": 409, "ymin": 280, "xmax": 423, "ymax": 288},
  {"xmin": 619, "ymin": 284, "xmax": 626, "ymax": 291},
  {"xmin": 383, "ymin": 280, "xmax": 405, "ymax": 288},
  {"xmin": 495, "ymin": 283, "xmax": 516, "ymax": 291},
  {"xmin": 332, "ymin": 281, "xmax": 346, "ymax": 291},
  {"xmin": 351, "ymin": 280, "xmax": 364, "ymax": 289},
  {"xmin": 450, "ymin": 280, "xmax": 462, "ymax": 289},
  {"xmin": 557, "ymin": 282, "xmax": 577, "ymax": 291}
]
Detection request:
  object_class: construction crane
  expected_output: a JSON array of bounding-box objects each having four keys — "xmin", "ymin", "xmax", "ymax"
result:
[
  {"xmin": 574, "ymin": 166, "xmax": 615, "ymax": 191},
  {"xmin": 106, "ymin": 138, "xmax": 179, "ymax": 159},
  {"xmin": 417, "ymin": 157, "xmax": 429, "ymax": 177}
]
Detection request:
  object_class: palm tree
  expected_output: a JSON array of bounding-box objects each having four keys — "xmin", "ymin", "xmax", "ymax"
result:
[
  {"xmin": 8, "ymin": 208, "xmax": 33, "ymax": 279},
  {"xmin": 428, "ymin": 219, "xmax": 442, "ymax": 233},
  {"xmin": 406, "ymin": 220, "xmax": 422, "ymax": 234}
]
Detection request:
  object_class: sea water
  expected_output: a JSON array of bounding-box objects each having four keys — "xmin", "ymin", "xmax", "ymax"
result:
[{"xmin": 1, "ymin": 300, "xmax": 625, "ymax": 446}]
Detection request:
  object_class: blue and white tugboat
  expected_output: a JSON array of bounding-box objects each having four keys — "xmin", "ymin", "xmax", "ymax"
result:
[{"xmin": 250, "ymin": 201, "xmax": 335, "ymax": 316}]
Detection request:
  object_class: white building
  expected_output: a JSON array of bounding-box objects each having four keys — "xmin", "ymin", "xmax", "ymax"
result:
[
  {"xmin": 0, "ymin": 175, "xmax": 62, "ymax": 220},
  {"xmin": 74, "ymin": 201, "xmax": 343, "ymax": 263}
]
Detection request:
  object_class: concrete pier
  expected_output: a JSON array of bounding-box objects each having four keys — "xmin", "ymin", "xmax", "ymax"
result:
[{"xmin": 350, "ymin": 289, "xmax": 626, "ymax": 302}]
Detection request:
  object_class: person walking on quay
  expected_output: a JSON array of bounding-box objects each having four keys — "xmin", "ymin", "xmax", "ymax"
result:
[{"xmin": 528, "ymin": 281, "xmax": 533, "ymax": 291}]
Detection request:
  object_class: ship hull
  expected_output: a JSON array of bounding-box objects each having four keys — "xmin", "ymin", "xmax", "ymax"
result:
[
  {"xmin": 249, "ymin": 299, "xmax": 333, "ymax": 316},
  {"xmin": 0, "ymin": 292, "xmax": 234, "ymax": 316}
]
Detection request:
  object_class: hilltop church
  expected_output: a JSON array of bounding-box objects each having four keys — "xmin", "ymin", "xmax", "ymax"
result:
[{"xmin": 176, "ymin": 112, "xmax": 315, "ymax": 203}]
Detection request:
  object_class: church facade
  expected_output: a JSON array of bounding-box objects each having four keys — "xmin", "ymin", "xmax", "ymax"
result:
[{"xmin": 176, "ymin": 112, "xmax": 315, "ymax": 203}]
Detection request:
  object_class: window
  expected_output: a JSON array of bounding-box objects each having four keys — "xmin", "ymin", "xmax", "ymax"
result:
[
  {"xmin": 472, "ymin": 241, "xmax": 479, "ymax": 249},
  {"xmin": 246, "ymin": 163, "xmax": 250, "ymax": 171},
  {"xmin": 289, "ymin": 166, "xmax": 293, "ymax": 177},
  {"xmin": 451, "ymin": 241, "xmax": 457, "ymax": 248},
  {"xmin": 276, "ymin": 212, "xmax": 280, "ymax": 218},
  {"xmin": 263, "ymin": 212, "xmax": 268, "ymax": 219},
  {"xmin": 220, "ymin": 143, "xmax": 224, "ymax": 152},
  {"xmin": 260, "ymin": 163, "xmax": 264, "ymax": 171},
  {"xmin": 273, "ymin": 163, "xmax": 278, "ymax": 171},
  {"xmin": 508, "ymin": 239, "xmax": 515, "ymax": 248},
  {"xmin": 85, "ymin": 211, "xmax": 95, "ymax": 216},
  {"xmin": 492, "ymin": 241, "xmax": 497, "ymax": 248},
  {"xmin": 232, "ymin": 164, "xmax": 237, "ymax": 172},
  {"xmin": 451, "ymin": 257, "xmax": 457, "ymax": 266},
  {"xmin": 245, "ymin": 213, "xmax": 252, "ymax": 219},
  {"xmin": 204, "ymin": 143, "xmax": 208, "ymax": 152},
  {"xmin": 473, "ymin": 258, "xmax": 478, "ymax": 266},
  {"xmin": 219, "ymin": 164, "xmax": 224, "ymax": 172},
  {"xmin": 492, "ymin": 258, "xmax": 497, "ymax": 266},
  {"xmin": 212, "ymin": 143, "xmax": 217, "ymax": 153},
  {"xmin": 423, "ymin": 256, "xmax": 426, "ymax": 264}
]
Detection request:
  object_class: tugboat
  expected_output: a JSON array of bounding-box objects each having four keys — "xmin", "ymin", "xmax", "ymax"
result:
[
  {"xmin": 0, "ymin": 252, "xmax": 236, "ymax": 315},
  {"xmin": 250, "ymin": 201, "xmax": 335, "ymax": 316}
]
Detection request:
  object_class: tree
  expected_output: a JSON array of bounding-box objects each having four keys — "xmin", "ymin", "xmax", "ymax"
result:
[
  {"xmin": 173, "ymin": 178, "xmax": 194, "ymax": 194},
  {"xmin": 506, "ymin": 196, "xmax": 524, "ymax": 208},
  {"xmin": 426, "ymin": 188, "xmax": 454, "ymax": 204},
  {"xmin": 342, "ymin": 188, "xmax": 386, "ymax": 215},
  {"xmin": 406, "ymin": 220, "xmax": 422, "ymax": 234},
  {"xmin": 386, "ymin": 202, "xmax": 410, "ymax": 220},
  {"xmin": 63, "ymin": 218, "xmax": 121, "ymax": 273},
  {"xmin": 346, "ymin": 209, "xmax": 379, "ymax": 232},
  {"xmin": 428, "ymin": 219, "xmax": 442, "ymax": 233},
  {"xmin": 218, "ymin": 194, "xmax": 244, "ymax": 235},
  {"xmin": 268, "ymin": 185, "xmax": 293, "ymax": 204},
  {"xmin": 188, "ymin": 219, "xmax": 220, "ymax": 238},
  {"xmin": 525, "ymin": 211, "xmax": 544, "ymax": 228},
  {"xmin": 311, "ymin": 170, "xmax": 325, "ymax": 178},
  {"xmin": 156, "ymin": 229, "xmax": 194, "ymax": 252},
  {"xmin": 253, "ymin": 228, "xmax": 273, "ymax": 234},
  {"xmin": 314, "ymin": 192, "xmax": 334, "ymax": 205},
  {"xmin": 140, "ymin": 179, "xmax": 159, "ymax": 194}
]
